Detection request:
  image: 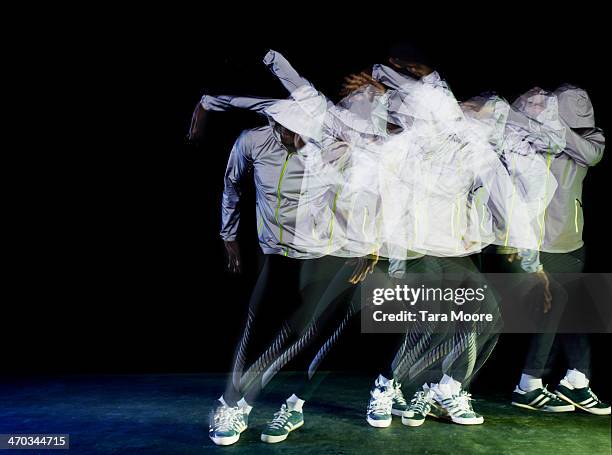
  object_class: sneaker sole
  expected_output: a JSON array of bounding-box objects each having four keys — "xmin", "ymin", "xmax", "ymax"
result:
[
  {"xmin": 428, "ymin": 405, "xmax": 484, "ymax": 425},
  {"xmin": 210, "ymin": 434, "xmax": 240, "ymax": 446},
  {"xmin": 261, "ymin": 420, "xmax": 304, "ymax": 443},
  {"xmin": 367, "ymin": 417, "xmax": 392, "ymax": 428},
  {"xmin": 391, "ymin": 409, "xmax": 406, "ymax": 416},
  {"xmin": 209, "ymin": 423, "xmax": 247, "ymax": 446},
  {"xmin": 511, "ymin": 402, "xmax": 575, "ymax": 412},
  {"xmin": 555, "ymin": 392, "xmax": 612, "ymax": 415},
  {"xmin": 451, "ymin": 416, "xmax": 484, "ymax": 425},
  {"xmin": 428, "ymin": 412, "xmax": 483, "ymax": 425},
  {"xmin": 401, "ymin": 417, "xmax": 425, "ymax": 427}
]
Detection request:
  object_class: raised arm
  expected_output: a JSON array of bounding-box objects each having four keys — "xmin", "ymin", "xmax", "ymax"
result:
[
  {"xmin": 506, "ymin": 108, "xmax": 567, "ymax": 153},
  {"xmin": 263, "ymin": 49, "xmax": 314, "ymax": 93},
  {"xmin": 188, "ymin": 94, "xmax": 279, "ymax": 145},
  {"xmin": 561, "ymin": 126, "xmax": 605, "ymax": 167},
  {"xmin": 201, "ymin": 94, "xmax": 278, "ymax": 113}
]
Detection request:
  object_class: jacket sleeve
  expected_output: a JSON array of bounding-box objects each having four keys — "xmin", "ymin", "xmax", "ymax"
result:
[
  {"xmin": 506, "ymin": 108, "xmax": 566, "ymax": 152},
  {"xmin": 518, "ymin": 249, "xmax": 543, "ymax": 273},
  {"xmin": 263, "ymin": 49, "xmax": 314, "ymax": 93},
  {"xmin": 220, "ymin": 131, "xmax": 252, "ymax": 241},
  {"xmin": 201, "ymin": 94, "xmax": 277, "ymax": 113},
  {"xmin": 561, "ymin": 126, "xmax": 605, "ymax": 167}
]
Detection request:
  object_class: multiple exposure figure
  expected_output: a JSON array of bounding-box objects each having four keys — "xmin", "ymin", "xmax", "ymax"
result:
[{"xmin": 188, "ymin": 47, "xmax": 609, "ymax": 447}]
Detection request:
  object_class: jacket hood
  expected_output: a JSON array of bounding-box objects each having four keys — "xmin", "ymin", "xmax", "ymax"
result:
[
  {"xmin": 554, "ymin": 84, "xmax": 595, "ymax": 129},
  {"xmin": 512, "ymin": 87, "xmax": 560, "ymax": 125},
  {"xmin": 263, "ymin": 85, "xmax": 327, "ymax": 142}
]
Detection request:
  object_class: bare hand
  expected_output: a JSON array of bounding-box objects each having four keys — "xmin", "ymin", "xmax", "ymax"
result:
[
  {"xmin": 506, "ymin": 252, "xmax": 519, "ymax": 263},
  {"xmin": 534, "ymin": 270, "xmax": 552, "ymax": 313},
  {"xmin": 340, "ymin": 72, "xmax": 386, "ymax": 97},
  {"xmin": 347, "ymin": 252, "xmax": 379, "ymax": 284},
  {"xmin": 224, "ymin": 240, "xmax": 242, "ymax": 274},
  {"xmin": 188, "ymin": 102, "xmax": 208, "ymax": 143}
]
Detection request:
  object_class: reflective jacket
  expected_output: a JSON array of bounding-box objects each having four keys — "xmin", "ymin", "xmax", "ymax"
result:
[
  {"xmin": 514, "ymin": 85, "xmax": 604, "ymax": 253},
  {"xmin": 221, "ymin": 125, "xmax": 339, "ymax": 258}
]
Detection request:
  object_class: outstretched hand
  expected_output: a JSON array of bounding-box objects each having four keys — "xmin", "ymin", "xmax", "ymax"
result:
[{"xmin": 188, "ymin": 102, "xmax": 208, "ymax": 143}]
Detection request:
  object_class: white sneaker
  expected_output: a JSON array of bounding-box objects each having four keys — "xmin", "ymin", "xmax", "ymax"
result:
[
  {"xmin": 366, "ymin": 380, "xmax": 394, "ymax": 428},
  {"xmin": 261, "ymin": 403, "xmax": 304, "ymax": 443},
  {"xmin": 391, "ymin": 381, "xmax": 409, "ymax": 416},
  {"xmin": 555, "ymin": 379, "xmax": 611, "ymax": 415},
  {"xmin": 430, "ymin": 390, "xmax": 484, "ymax": 425},
  {"xmin": 402, "ymin": 390, "xmax": 434, "ymax": 427},
  {"xmin": 209, "ymin": 403, "xmax": 248, "ymax": 446}
]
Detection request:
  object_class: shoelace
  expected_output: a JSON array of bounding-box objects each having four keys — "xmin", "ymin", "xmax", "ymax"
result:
[
  {"xmin": 409, "ymin": 391, "xmax": 431, "ymax": 415},
  {"xmin": 541, "ymin": 386, "xmax": 559, "ymax": 401},
  {"xmin": 450, "ymin": 391, "xmax": 474, "ymax": 414},
  {"xmin": 368, "ymin": 389, "xmax": 393, "ymax": 415},
  {"xmin": 268, "ymin": 404, "xmax": 292, "ymax": 430},
  {"xmin": 213, "ymin": 406, "xmax": 244, "ymax": 432},
  {"xmin": 393, "ymin": 382, "xmax": 407, "ymax": 406}
]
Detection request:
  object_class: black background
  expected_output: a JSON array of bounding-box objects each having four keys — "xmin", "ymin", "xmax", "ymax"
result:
[{"xmin": 8, "ymin": 24, "xmax": 610, "ymax": 399}]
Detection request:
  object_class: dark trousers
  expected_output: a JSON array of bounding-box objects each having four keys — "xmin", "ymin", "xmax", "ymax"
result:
[
  {"xmin": 523, "ymin": 247, "xmax": 591, "ymax": 378},
  {"xmin": 223, "ymin": 254, "xmax": 348, "ymax": 405},
  {"xmin": 385, "ymin": 255, "xmax": 501, "ymax": 391},
  {"xmin": 480, "ymin": 246, "xmax": 591, "ymax": 378}
]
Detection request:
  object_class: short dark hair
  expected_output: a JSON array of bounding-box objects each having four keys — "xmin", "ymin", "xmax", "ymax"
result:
[{"xmin": 387, "ymin": 42, "xmax": 435, "ymax": 68}]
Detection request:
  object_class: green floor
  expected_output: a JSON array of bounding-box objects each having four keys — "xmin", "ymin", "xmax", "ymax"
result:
[
  {"xmin": 218, "ymin": 373, "xmax": 611, "ymax": 455},
  {"xmin": 0, "ymin": 373, "xmax": 609, "ymax": 454}
]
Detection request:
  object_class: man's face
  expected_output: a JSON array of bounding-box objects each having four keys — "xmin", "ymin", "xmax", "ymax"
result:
[
  {"xmin": 274, "ymin": 124, "xmax": 305, "ymax": 150},
  {"xmin": 389, "ymin": 57, "xmax": 433, "ymax": 78},
  {"xmin": 523, "ymin": 94, "xmax": 547, "ymax": 118}
]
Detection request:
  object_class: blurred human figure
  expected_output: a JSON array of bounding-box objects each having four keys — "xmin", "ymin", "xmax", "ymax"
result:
[{"xmin": 510, "ymin": 85, "xmax": 610, "ymax": 416}]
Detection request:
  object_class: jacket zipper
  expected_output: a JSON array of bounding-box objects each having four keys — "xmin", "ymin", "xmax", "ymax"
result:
[
  {"xmin": 575, "ymin": 198, "xmax": 582, "ymax": 233},
  {"xmin": 276, "ymin": 151, "xmax": 293, "ymax": 255}
]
